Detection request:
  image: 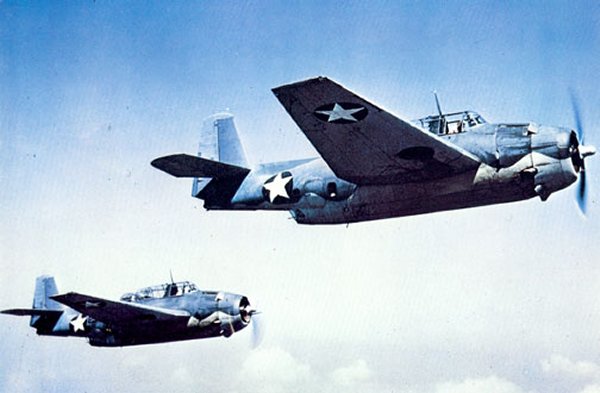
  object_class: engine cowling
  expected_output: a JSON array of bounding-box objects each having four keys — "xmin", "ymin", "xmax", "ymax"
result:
[
  {"xmin": 186, "ymin": 294, "xmax": 253, "ymax": 338},
  {"xmin": 530, "ymin": 127, "xmax": 578, "ymax": 200},
  {"xmin": 218, "ymin": 295, "xmax": 253, "ymax": 337},
  {"xmin": 531, "ymin": 153, "xmax": 577, "ymax": 200}
]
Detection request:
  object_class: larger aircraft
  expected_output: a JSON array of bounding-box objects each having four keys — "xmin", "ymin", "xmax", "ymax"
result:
[
  {"xmin": 2, "ymin": 276, "xmax": 259, "ymax": 347},
  {"xmin": 152, "ymin": 77, "xmax": 595, "ymax": 224}
]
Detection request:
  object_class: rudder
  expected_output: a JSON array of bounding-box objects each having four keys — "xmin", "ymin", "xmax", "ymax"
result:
[
  {"xmin": 31, "ymin": 275, "xmax": 63, "ymax": 327},
  {"xmin": 194, "ymin": 113, "xmax": 248, "ymax": 197},
  {"xmin": 198, "ymin": 113, "xmax": 248, "ymax": 167}
]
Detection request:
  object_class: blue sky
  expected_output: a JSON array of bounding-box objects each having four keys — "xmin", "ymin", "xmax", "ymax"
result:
[{"xmin": 1, "ymin": 1, "xmax": 600, "ymax": 392}]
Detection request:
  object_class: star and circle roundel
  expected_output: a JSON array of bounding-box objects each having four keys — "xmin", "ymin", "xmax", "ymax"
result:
[
  {"xmin": 314, "ymin": 102, "xmax": 368, "ymax": 124},
  {"xmin": 70, "ymin": 314, "xmax": 88, "ymax": 333},
  {"xmin": 263, "ymin": 171, "xmax": 294, "ymax": 204}
]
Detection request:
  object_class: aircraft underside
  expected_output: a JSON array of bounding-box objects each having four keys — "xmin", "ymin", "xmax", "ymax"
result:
[
  {"xmin": 292, "ymin": 182, "xmax": 536, "ymax": 224},
  {"xmin": 209, "ymin": 174, "xmax": 537, "ymax": 225},
  {"xmin": 88, "ymin": 324, "xmax": 224, "ymax": 347}
]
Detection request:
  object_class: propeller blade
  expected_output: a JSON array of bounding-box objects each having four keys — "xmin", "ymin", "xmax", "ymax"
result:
[
  {"xmin": 577, "ymin": 168, "xmax": 587, "ymax": 214},
  {"xmin": 570, "ymin": 90, "xmax": 584, "ymax": 144},
  {"xmin": 251, "ymin": 314, "xmax": 264, "ymax": 349},
  {"xmin": 569, "ymin": 89, "xmax": 593, "ymax": 215}
]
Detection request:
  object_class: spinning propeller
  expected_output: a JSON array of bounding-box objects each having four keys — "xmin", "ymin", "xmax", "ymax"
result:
[
  {"xmin": 250, "ymin": 312, "xmax": 264, "ymax": 349},
  {"xmin": 239, "ymin": 299, "xmax": 263, "ymax": 348},
  {"xmin": 570, "ymin": 93, "xmax": 596, "ymax": 214}
]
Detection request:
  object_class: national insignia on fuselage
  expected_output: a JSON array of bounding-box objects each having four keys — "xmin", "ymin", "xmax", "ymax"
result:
[
  {"xmin": 262, "ymin": 171, "xmax": 294, "ymax": 204},
  {"xmin": 70, "ymin": 314, "xmax": 87, "ymax": 333}
]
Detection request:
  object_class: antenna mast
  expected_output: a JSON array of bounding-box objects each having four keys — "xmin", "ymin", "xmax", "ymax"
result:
[{"xmin": 433, "ymin": 91, "xmax": 445, "ymax": 134}]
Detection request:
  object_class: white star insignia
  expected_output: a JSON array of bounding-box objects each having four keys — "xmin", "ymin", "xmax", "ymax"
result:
[
  {"xmin": 264, "ymin": 173, "xmax": 292, "ymax": 203},
  {"xmin": 70, "ymin": 314, "xmax": 87, "ymax": 333},
  {"xmin": 316, "ymin": 103, "xmax": 363, "ymax": 122}
]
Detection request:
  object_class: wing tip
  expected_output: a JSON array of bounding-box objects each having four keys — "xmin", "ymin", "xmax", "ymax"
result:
[{"xmin": 272, "ymin": 76, "xmax": 331, "ymax": 95}]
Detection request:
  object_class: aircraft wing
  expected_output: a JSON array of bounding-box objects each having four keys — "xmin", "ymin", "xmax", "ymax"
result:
[
  {"xmin": 272, "ymin": 77, "xmax": 481, "ymax": 185},
  {"xmin": 51, "ymin": 292, "xmax": 190, "ymax": 326}
]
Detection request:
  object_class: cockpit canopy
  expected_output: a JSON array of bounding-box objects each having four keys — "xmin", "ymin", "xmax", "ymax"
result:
[
  {"xmin": 120, "ymin": 281, "xmax": 199, "ymax": 302},
  {"xmin": 414, "ymin": 110, "xmax": 486, "ymax": 135}
]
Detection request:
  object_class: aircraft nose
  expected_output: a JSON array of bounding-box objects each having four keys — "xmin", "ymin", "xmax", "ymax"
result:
[
  {"xmin": 567, "ymin": 130, "xmax": 594, "ymax": 213},
  {"xmin": 239, "ymin": 296, "xmax": 256, "ymax": 324}
]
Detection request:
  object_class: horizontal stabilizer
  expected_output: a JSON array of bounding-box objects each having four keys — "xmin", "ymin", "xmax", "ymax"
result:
[
  {"xmin": 1, "ymin": 308, "xmax": 63, "ymax": 317},
  {"xmin": 151, "ymin": 154, "xmax": 250, "ymax": 179}
]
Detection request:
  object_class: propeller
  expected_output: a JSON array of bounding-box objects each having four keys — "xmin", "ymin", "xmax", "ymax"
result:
[
  {"xmin": 239, "ymin": 298, "xmax": 264, "ymax": 348},
  {"xmin": 250, "ymin": 312, "xmax": 264, "ymax": 349},
  {"xmin": 570, "ymin": 92, "xmax": 596, "ymax": 214}
]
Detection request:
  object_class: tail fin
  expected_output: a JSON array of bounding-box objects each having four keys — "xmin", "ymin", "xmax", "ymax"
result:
[
  {"xmin": 198, "ymin": 113, "xmax": 248, "ymax": 167},
  {"xmin": 33, "ymin": 275, "xmax": 61, "ymax": 310},
  {"xmin": 1, "ymin": 275, "xmax": 64, "ymax": 333},
  {"xmin": 194, "ymin": 113, "xmax": 248, "ymax": 197},
  {"xmin": 30, "ymin": 275, "xmax": 63, "ymax": 328},
  {"xmin": 151, "ymin": 113, "xmax": 251, "ymax": 207}
]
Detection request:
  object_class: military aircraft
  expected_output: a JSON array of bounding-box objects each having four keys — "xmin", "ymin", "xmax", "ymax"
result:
[
  {"xmin": 152, "ymin": 77, "xmax": 596, "ymax": 225},
  {"xmin": 2, "ymin": 275, "xmax": 259, "ymax": 347}
]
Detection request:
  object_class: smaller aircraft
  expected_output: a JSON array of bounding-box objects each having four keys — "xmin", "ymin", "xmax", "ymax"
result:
[{"xmin": 2, "ymin": 275, "xmax": 260, "ymax": 347}]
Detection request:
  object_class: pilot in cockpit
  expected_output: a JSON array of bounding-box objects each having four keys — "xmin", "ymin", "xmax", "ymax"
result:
[
  {"xmin": 464, "ymin": 112, "xmax": 477, "ymax": 127},
  {"xmin": 164, "ymin": 283, "xmax": 179, "ymax": 297}
]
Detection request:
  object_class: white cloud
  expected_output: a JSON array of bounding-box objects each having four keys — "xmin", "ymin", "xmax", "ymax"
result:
[
  {"xmin": 238, "ymin": 347, "xmax": 311, "ymax": 393},
  {"xmin": 238, "ymin": 351, "xmax": 377, "ymax": 393},
  {"xmin": 435, "ymin": 375, "xmax": 528, "ymax": 393},
  {"xmin": 542, "ymin": 354, "xmax": 600, "ymax": 381},
  {"xmin": 171, "ymin": 366, "xmax": 194, "ymax": 388},
  {"xmin": 579, "ymin": 384, "xmax": 600, "ymax": 393},
  {"xmin": 331, "ymin": 359, "xmax": 372, "ymax": 386},
  {"xmin": 120, "ymin": 353, "xmax": 148, "ymax": 368},
  {"xmin": 2, "ymin": 370, "xmax": 34, "ymax": 393}
]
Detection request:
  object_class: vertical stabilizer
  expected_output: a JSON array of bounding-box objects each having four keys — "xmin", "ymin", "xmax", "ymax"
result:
[
  {"xmin": 193, "ymin": 113, "xmax": 248, "ymax": 197},
  {"xmin": 31, "ymin": 275, "xmax": 63, "ymax": 327}
]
